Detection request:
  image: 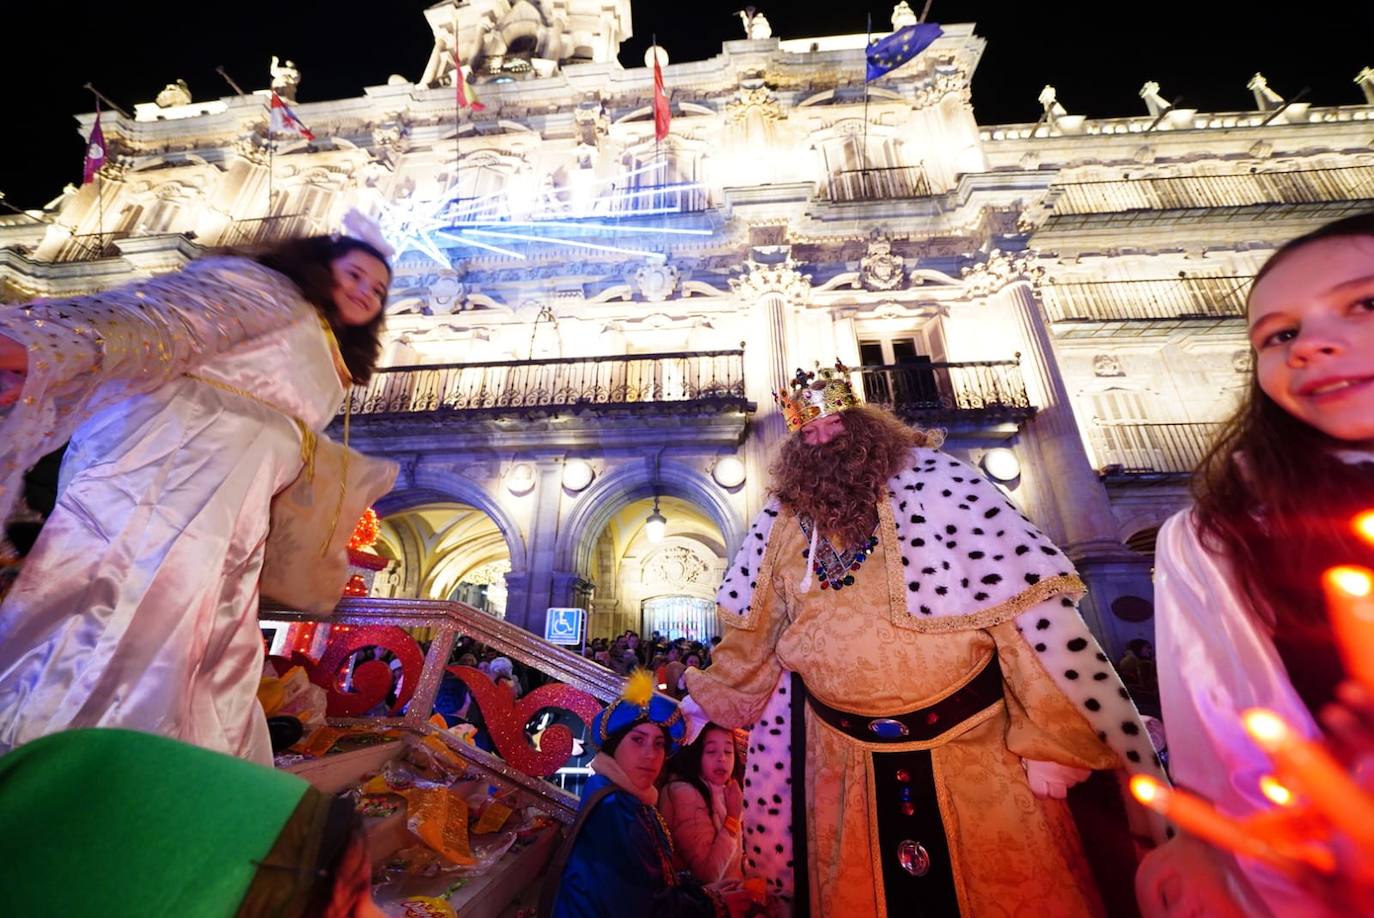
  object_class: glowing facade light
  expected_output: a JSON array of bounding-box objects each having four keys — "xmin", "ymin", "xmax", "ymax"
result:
[
  {"xmin": 644, "ymin": 496, "xmax": 668, "ymax": 544},
  {"xmin": 562, "ymin": 459, "xmax": 594, "ymax": 492},
  {"xmin": 981, "ymin": 448, "xmax": 1021, "ymax": 482},
  {"xmin": 712, "ymin": 456, "xmax": 746, "ymax": 489}
]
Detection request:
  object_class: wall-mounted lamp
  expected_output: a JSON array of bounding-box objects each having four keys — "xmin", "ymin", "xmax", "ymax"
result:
[
  {"xmin": 563, "ymin": 458, "xmax": 594, "ymax": 492},
  {"xmin": 981, "ymin": 448, "xmax": 1021, "ymax": 483},
  {"xmin": 712, "ymin": 456, "xmax": 746, "ymax": 489}
]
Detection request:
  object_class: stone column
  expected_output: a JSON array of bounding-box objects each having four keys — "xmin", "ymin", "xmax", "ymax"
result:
[
  {"xmin": 964, "ymin": 252, "xmax": 1147, "ymax": 655},
  {"xmin": 506, "ymin": 462, "xmax": 564, "ymax": 633},
  {"xmin": 730, "ymin": 247, "xmax": 812, "ymax": 521}
]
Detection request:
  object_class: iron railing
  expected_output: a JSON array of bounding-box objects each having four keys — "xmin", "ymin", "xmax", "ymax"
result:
[
  {"xmin": 854, "ymin": 359, "xmax": 1033, "ymax": 421},
  {"xmin": 1041, "ymin": 276, "xmax": 1250, "ymax": 323},
  {"xmin": 346, "ymin": 349, "xmax": 748, "ymax": 417},
  {"xmin": 215, "ymin": 213, "xmax": 326, "ymax": 247},
  {"xmin": 1090, "ymin": 421, "xmax": 1227, "ymax": 476},
  {"xmin": 444, "ymin": 181, "xmax": 708, "ymax": 224},
  {"xmin": 825, "ymin": 165, "xmax": 933, "ymax": 203},
  {"xmin": 1053, "ymin": 165, "xmax": 1374, "ymax": 215},
  {"xmin": 46, "ymin": 232, "xmax": 128, "ymax": 263}
]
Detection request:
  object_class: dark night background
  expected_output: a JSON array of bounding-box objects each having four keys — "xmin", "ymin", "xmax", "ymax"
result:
[{"xmin": 1, "ymin": 1, "xmax": 1370, "ymax": 210}]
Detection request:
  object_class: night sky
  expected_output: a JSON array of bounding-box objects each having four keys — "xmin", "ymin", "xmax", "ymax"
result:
[{"xmin": 1, "ymin": 1, "xmax": 1369, "ymax": 210}]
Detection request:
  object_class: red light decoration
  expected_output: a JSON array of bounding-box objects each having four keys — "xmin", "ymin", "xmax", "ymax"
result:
[
  {"xmin": 348, "ymin": 507, "xmax": 380, "ymax": 552},
  {"xmin": 342, "ymin": 574, "xmax": 369, "ymax": 597}
]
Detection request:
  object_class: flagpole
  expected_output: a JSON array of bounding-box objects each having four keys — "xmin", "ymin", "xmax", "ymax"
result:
[
  {"xmin": 461, "ymin": 2, "xmax": 467, "ymax": 193},
  {"xmin": 861, "ymin": 13, "xmax": 872, "ymax": 197},
  {"xmin": 86, "ymin": 91, "xmax": 106, "ymax": 257},
  {"xmin": 81, "ymin": 83, "xmax": 132, "ymax": 120}
]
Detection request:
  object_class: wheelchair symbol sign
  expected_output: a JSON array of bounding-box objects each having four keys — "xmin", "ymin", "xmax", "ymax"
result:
[{"xmin": 544, "ymin": 608, "xmax": 586, "ymax": 646}]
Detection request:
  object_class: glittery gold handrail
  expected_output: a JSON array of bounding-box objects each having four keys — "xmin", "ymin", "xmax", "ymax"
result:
[{"xmin": 261, "ymin": 597, "xmax": 629, "ymax": 825}]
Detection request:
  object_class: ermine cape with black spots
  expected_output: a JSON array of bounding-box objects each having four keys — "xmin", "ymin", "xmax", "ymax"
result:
[{"xmin": 685, "ymin": 446, "xmax": 1167, "ymax": 914}]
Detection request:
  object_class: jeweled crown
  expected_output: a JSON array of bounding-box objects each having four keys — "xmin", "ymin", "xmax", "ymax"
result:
[{"xmin": 773, "ymin": 363, "xmax": 862, "ymax": 432}]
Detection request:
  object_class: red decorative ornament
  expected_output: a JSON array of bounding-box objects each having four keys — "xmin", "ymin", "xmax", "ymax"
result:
[
  {"xmin": 445, "ymin": 665, "xmax": 603, "ymax": 777},
  {"xmin": 348, "ymin": 507, "xmax": 380, "ymax": 552},
  {"xmin": 306, "ymin": 625, "xmax": 425, "ymax": 717},
  {"xmin": 342, "ymin": 574, "xmax": 369, "ymax": 597}
]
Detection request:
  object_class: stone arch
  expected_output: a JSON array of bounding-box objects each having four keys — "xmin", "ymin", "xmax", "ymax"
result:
[
  {"xmin": 375, "ymin": 469, "xmax": 527, "ymax": 574},
  {"xmin": 555, "ymin": 459, "xmax": 742, "ymax": 578}
]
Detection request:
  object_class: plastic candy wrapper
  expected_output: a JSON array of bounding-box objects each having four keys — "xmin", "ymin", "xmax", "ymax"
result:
[{"xmin": 380, "ymin": 895, "xmax": 458, "ymax": 918}]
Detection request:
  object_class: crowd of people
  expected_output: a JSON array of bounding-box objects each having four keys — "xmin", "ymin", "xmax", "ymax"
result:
[{"xmin": 0, "ymin": 211, "xmax": 1372, "ymax": 915}]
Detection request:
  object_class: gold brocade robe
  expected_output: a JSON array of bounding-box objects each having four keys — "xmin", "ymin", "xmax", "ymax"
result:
[{"xmin": 687, "ymin": 506, "xmax": 1121, "ymax": 917}]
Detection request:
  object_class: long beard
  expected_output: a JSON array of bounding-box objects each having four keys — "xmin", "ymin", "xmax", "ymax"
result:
[{"xmin": 774, "ymin": 432, "xmax": 886, "ymax": 550}]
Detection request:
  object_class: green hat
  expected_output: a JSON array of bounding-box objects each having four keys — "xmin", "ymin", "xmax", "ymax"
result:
[{"xmin": 0, "ymin": 729, "xmax": 353, "ymax": 917}]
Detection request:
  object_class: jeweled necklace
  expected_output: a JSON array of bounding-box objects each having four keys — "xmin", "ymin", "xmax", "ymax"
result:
[{"xmin": 799, "ymin": 516, "xmax": 880, "ymax": 591}]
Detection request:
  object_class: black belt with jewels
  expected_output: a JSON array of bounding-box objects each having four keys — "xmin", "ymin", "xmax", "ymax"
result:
[
  {"xmin": 805, "ymin": 652, "xmax": 1003, "ymax": 744},
  {"xmin": 803, "ymin": 655, "xmax": 1006, "ymax": 917}
]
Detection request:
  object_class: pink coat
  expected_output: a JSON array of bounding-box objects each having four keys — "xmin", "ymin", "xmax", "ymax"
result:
[{"xmin": 657, "ymin": 780, "xmax": 743, "ymax": 884}]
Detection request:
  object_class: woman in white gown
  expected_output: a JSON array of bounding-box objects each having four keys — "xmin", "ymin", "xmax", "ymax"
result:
[
  {"xmin": 0, "ymin": 233, "xmax": 391, "ymax": 765},
  {"xmin": 1138, "ymin": 213, "xmax": 1374, "ymax": 916}
]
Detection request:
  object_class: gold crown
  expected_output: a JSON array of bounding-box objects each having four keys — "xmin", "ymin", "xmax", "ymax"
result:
[{"xmin": 773, "ymin": 363, "xmax": 862, "ymax": 432}]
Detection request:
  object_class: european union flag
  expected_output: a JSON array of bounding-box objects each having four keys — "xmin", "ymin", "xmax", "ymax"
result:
[{"xmin": 866, "ymin": 22, "xmax": 943, "ymax": 82}]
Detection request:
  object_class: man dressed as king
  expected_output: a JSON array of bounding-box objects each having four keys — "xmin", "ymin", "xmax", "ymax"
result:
[{"xmin": 683, "ymin": 365, "xmax": 1165, "ymax": 916}]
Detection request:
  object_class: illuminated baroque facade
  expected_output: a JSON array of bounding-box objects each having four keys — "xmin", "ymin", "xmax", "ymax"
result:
[{"xmin": 3, "ymin": 2, "xmax": 1372, "ymax": 656}]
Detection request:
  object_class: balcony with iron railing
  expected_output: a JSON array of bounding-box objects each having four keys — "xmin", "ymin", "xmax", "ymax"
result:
[
  {"xmin": 344, "ymin": 349, "xmax": 749, "ymax": 420},
  {"xmin": 853, "ymin": 359, "xmax": 1035, "ymax": 430},
  {"xmin": 214, "ymin": 213, "xmax": 326, "ymax": 247},
  {"xmin": 1090, "ymin": 420, "xmax": 1227, "ymax": 478},
  {"xmin": 1050, "ymin": 164, "xmax": 1374, "ymax": 217},
  {"xmin": 1040, "ymin": 275, "xmax": 1250, "ymax": 325},
  {"xmin": 823, "ymin": 165, "xmax": 933, "ymax": 203},
  {"xmin": 443, "ymin": 181, "xmax": 709, "ymax": 224},
  {"xmin": 45, "ymin": 231, "xmax": 130, "ymax": 263}
]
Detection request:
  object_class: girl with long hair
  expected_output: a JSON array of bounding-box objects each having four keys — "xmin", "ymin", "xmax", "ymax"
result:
[
  {"xmin": 0, "ymin": 232, "xmax": 390, "ymax": 765},
  {"xmin": 658, "ymin": 723, "xmax": 746, "ymax": 884},
  {"xmin": 1139, "ymin": 212, "xmax": 1374, "ymax": 916},
  {"xmin": 540, "ymin": 673, "xmax": 758, "ymax": 917}
]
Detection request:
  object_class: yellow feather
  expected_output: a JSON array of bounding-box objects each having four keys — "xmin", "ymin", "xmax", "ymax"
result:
[{"xmin": 622, "ymin": 669, "xmax": 655, "ymax": 707}]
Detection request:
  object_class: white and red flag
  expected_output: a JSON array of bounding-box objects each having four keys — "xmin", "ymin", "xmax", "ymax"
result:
[
  {"xmin": 269, "ymin": 91, "xmax": 315, "ymax": 140},
  {"xmin": 454, "ymin": 46, "xmax": 485, "ymax": 112},
  {"xmin": 652, "ymin": 47, "xmax": 670, "ymax": 142}
]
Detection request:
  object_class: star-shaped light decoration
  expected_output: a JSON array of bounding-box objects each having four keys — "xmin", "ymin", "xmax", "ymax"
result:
[{"xmin": 375, "ymin": 159, "xmax": 713, "ymax": 267}]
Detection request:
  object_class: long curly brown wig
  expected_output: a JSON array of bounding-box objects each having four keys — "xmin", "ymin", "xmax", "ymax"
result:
[{"xmin": 771, "ymin": 405, "xmax": 934, "ymax": 550}]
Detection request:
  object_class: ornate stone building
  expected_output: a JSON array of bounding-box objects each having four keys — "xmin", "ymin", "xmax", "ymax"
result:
[{"xmin": 3, "ymin": 2, "xmax": 1371, "ymax": 658}]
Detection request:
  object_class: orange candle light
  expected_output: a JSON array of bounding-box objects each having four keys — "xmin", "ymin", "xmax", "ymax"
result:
[
  {"xmin": 1324, "ymin": 565, "xmax": 1374, "ymax": 694},
  {"xmin": 1243, "ymin": 708, "xmax": 1374, "ymax": 852},
  {"xmin": 1129, "ymin": 775, "xmax": 1296, "ymax": 872},
  {"xmin": 1352, "ymin": 510, "xmax": 1374, "ymax": 547}
]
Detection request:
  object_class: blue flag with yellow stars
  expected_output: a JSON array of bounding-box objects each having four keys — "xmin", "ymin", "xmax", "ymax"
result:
[{"xmin": 866, "ymin": 22, "xmax": 943, "ymax": 81}]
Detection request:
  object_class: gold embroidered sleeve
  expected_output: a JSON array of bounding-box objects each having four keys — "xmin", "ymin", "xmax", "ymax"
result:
[
  {"xmin": 684, "ymin": 588, "xmax": 787, "ymax": 730},
  {"xmin": 991, "ymin": 618, "xmax": 1121, "ymax": 770},
  {"xmin": 0, "ymin": 257, "xmax": 308, "ymax": 522}
]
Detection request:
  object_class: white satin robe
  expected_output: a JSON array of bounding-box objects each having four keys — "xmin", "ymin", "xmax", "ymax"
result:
[
  {"xmin": 0, "ymin": 257, "xmax": 346, "ymax": 765},
  {"xmin": 1154, "ymin": 511, "xmax": 1337, "ymax": 918}
]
